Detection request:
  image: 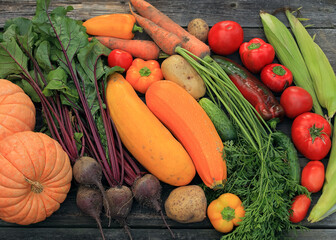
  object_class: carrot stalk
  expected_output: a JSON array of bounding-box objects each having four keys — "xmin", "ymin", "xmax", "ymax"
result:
[
  {"xmin": 91, "ymin": 37, "xmax": 160, "ymax": 60},
  {"xmin": 129, "ymin": 4, "xmax": 181, "ymax": 56},
  {"xmin": 130, "ymin": 0, "xmax": 210, "ymax": 58}
]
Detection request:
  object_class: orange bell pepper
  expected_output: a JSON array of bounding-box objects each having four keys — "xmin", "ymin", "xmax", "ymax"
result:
[
  {"xmin": 207, "ymin": 193, "xmax": 245, "ymax": 233},
  {"xmin": 82, "ymin": 14, "xmax": 143, "ymax": 40},
  {"xmin": 125, "ymin": 58, "xmax": 163, "ymax": 93}
]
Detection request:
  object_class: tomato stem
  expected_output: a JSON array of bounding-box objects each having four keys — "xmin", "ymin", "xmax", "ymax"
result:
[{"xmin": 309, "ymin": 124, "xmax": 327, "ymax": 143}]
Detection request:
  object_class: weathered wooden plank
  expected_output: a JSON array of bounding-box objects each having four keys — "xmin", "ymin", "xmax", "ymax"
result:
[
  {"xmin": 1, "ymin": 227, "xmax": 336, "ymax": 240},
  {"xmin": 1, "ymin": 1, "xmax": 336, "ymax": 239},
  {"xmin": 0, "ymin": 0, "xmax": 335, "ymax": 28}
]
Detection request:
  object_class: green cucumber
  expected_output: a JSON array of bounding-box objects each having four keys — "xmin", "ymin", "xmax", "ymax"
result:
[
  {"xmin": 199, "ymin": 98, "xmax": 237, "ymax": 141},
  {"xmin": 272, "ymin": 131, "xmax": 301, "ymax": 183}
]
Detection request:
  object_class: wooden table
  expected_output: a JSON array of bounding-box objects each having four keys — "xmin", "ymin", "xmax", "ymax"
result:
[{"xmin": 1, "ymin": 0, "xmax": 336, "ymax": 239}]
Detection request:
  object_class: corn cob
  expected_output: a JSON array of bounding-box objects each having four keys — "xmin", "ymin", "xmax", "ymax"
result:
[{"xmin": 286, "ymin": 10, "xmax": 336, "ymax": 118}]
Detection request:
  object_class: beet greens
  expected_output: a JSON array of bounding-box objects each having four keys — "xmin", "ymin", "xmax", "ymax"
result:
[{"xmin": 0, "ymin": 0, "xmax": 140, "ymax": 187}]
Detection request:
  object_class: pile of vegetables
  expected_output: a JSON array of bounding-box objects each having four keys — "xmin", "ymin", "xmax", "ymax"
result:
[{"xmin": 1, "ymin": 0, "xmax": 336, "ymax": 240}]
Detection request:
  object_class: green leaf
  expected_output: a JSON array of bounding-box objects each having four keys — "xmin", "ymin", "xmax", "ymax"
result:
[
  {"xmin": 35, "ymin": 40, "xmax": 53, "ymax": 72},
  {"xmin": 4, "ymin": 17, "xmax": 32, "ymax": 34},
  {"xmin": 76, "ymin": 63, "xmax": 101, "ymax": 115},
  {"xmin": 77, "ymin": 39, "xmax": 110, "ymax": 83},
  {"xmin": 0, "ymin": 38, "xmax": 29, "ymax": 79},
  {"xmin": 21, "ymin": 80, "xmax": 41, "ymax": 102},
  {"xmin": 43, "ymin": 67, "xmax": 68, "ymax": 95},
  {"xmin": 74, "ymin": 132, "xmax": 83, "ymax": 152},
  {"xmin": 51, "ymin": 5, "xmax": 74, "ymax": 16},
  {"xmin": 42, "ymin": 67, "xmax": 78, "ymax": 104},
  {"xmin": 1, "ymin": 23, "xmax": 37, "ymax": 54},
  {"xmin": 51, "ymin": 15, "xmax": 88, "ymax": 61}
]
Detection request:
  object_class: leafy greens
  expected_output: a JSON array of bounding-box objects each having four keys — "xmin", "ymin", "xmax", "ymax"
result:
[{"xmin": 0, "ymin": 0, "xmax": 140, "ymax": 187}]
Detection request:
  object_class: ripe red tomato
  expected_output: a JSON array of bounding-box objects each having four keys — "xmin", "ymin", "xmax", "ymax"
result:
[
  {"xmin": 280, "ymin": 86, "xmax": 313, "ymax": 118},
  {"xmin": 291, "ymin": 112, "xmax": 332, "ymax": 161},
  {"xmin": 107, "ymin": 49, "xmax": 133, "ymax": 71},
  {"xmin": 289, "ymin": 194, "xmax": 311, "ymax": 223},
  {"xmin": 208, "ymin": 21, "xmax": 244, "ymax": 55},
  {"xmin": 301, "ymin": 161, "xmax": 325, "ymax": 193}
]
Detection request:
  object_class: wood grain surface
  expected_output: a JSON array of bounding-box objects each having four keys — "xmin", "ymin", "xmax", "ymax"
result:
[{"xmin": 1, "ymin": 0, "xmax": 336, "ymax": 239}]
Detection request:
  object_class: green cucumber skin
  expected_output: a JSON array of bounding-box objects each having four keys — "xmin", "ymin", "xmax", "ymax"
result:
[
  {"xmin": 199, "ymin": 98, "xmax": 237, "ymax": 141},
  {"xmin": 272, "ymin": 131, "xmax": 301, "ymax": 183}
]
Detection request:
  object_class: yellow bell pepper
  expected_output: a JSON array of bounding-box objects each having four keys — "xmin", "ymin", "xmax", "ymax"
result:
[{"xmin": 207, "ymin": 193, "xmax": 245, "ymax": 233}]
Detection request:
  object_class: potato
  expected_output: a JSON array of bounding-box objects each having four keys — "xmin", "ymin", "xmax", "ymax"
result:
[
  {"xmin": 161, "ymin": 55, "xmax": 206, "ymax": 99},
  {"xmin": 164, "ymin": 185, "xmax": 207, "ymax": 223},
  {"xmin": 187, "ymin": 18, "xmax": 209, "ymax": 42}
]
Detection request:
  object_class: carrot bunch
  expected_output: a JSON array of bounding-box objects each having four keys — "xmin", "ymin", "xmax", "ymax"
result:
[{"xmin": 129, "ymin": 0, "xmax": 211, "ymax": 59}]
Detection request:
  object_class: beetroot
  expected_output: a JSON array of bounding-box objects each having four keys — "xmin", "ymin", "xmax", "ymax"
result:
[
  {"xmin": 132, "ymin": 174, "xmax": 175, "ymax": 238},
  {"xmin": 106, "ymin": 185, "xmax": 134, "ymax": 239},
  {"xmin": 76, "ymin": 185, "xmax": 105, "ymax": 240},
  {"xmin": 73, "ymin": 156, "xmax": 111, "ymax": 224}
]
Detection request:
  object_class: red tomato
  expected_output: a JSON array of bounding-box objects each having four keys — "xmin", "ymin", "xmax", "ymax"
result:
[
  {"xmin": 301, "ymin": 161, "xmax": 325, "ymax": 193},
  {"xmin": 260, "ymin": 64, "xmax": 293, "ymax": 92},
  {"xmin": 107, "ymin": 49, "xmax": 133, "ymax": 71},
  {"xmin": 289, "ymin": 194, "xmax": 311, "ymax": 223},
  {"xmin": 291, "ymin": 112, "xmax": 332, "ymax": 161},
  {"xmin": 208, "ymin": 21, "xmax": 244, "ymax": 55},
  {"xmin": 280, "ymin": 86, "xmax": 313, "ymax": 118}
]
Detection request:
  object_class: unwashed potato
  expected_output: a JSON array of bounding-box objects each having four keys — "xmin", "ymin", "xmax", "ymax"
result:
[
  {"xmin": 161, "ymin": 55, "xmax": 206, "ymax": 99},
  {"xmin": 164, "ymin": 185, "xmax": 207, "ymax": 223},
  {"xmin": 187, "ymin": 18, "xmax": 209, "ymax": 42}
]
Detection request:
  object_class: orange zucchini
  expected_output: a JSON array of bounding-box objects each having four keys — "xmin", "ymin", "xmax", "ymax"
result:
[
  {"xmin": 105, "ymin": 73, "xmax": 196, "ymax": 186},
  {"xmin": 145, "ymin": 80, "xmax": 226, "ymax": 189}
]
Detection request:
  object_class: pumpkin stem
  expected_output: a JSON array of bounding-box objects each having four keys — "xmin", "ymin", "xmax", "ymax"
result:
[{"xmin": 25, "ymin": 178, "xmax": 44, "ymax": 194}]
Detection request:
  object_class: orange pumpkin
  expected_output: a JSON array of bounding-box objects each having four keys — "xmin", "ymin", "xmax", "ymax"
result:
[
  {"xmin": 0, "ymin": 79, "xmax": 36, "ymax": 142},
  {"xmin": 0, "ymin": 131, "xmax": 72, "ymax": 225}
]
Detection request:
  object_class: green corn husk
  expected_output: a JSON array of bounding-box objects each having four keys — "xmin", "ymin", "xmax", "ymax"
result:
[
  {"xmin": 286, "ymin": 10, "xmax": 336, "ymax": 118},
  {"xmin": 260, "ymin": 12, "xmax": 323, "ymax": 116},
  {"xmin": 309, "ymin": 117, "xmax": 336, "ymax": 222}
]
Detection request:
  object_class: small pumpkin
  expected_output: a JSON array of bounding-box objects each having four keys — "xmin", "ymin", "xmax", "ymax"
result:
[
  {"xmin": 0, "ymin": 79, "xmax": 36, "ymax": 142},
  {"xmin": 0, "ymin": 131, "xmax": 72, "ymax": 225}
]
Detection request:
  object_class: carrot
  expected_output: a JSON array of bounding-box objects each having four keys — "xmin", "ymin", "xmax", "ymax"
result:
[
  {"xmin": 130, "ymin": 0, "xmax": 211, "ymax": 58},
  {"xmin": 90, "ymin": 37, "xmax": 160, "ymax": 60},
  {"xmin": 145, "ymin": 80, "xmax": 226, "ymax": 189},
  {"xmin": 129, "ymin": 5, "xmax": 182, "ymax": 56}
]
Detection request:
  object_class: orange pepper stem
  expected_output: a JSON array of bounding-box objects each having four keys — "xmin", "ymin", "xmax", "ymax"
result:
[
  {"xmin": 132, "ymin": 24, "xmax": 143, "ymax": 33},
  {"xmin": 139, "ymin": 67, "xmax": 152, "ymax": 77},
  {"xmin": 221, "ymin": 206, "xmax": 235, "ymax": 221}
]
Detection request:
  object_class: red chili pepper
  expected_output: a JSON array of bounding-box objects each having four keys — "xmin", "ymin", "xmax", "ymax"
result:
[
  {"xmin": 239, "ymin": 38, "xmax": 275, "ymax": 73},
  {"xmin": 213, "ymin": 56, "xmax": 285, "ymax": 121},
  {"xmin": 260, "ymin": 64, "xmax": 293, "ymax": 93}
]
